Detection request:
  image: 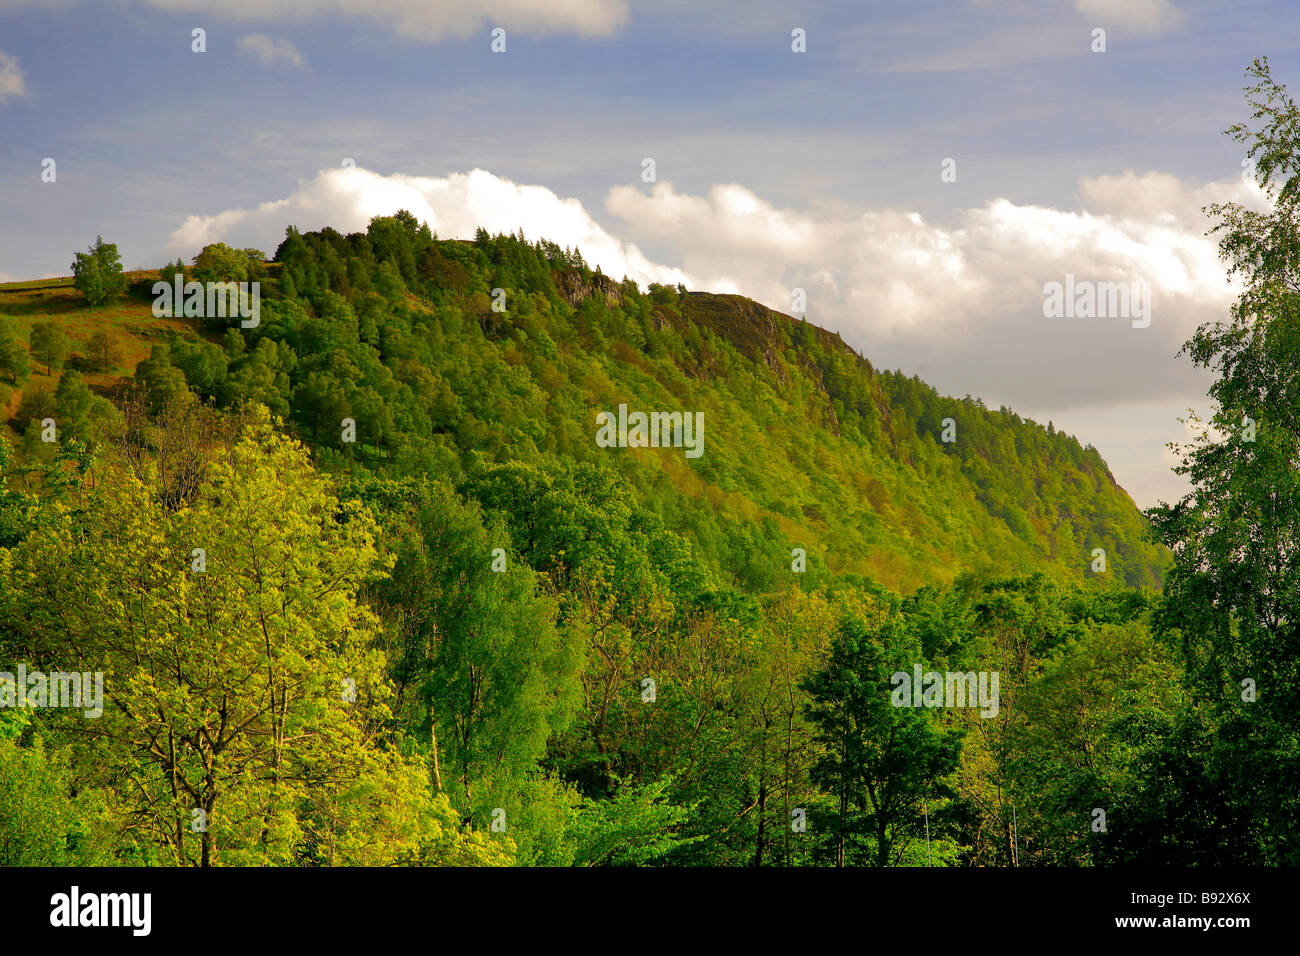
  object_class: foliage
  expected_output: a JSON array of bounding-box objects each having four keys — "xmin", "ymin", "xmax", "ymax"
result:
[
  {"xmin": 1145, "ymin": 56, "xmax": 1300, "ymax": 865},
  {"xmin": 71, "ymin": 236, "xmax": 127, "ymax": 308}
]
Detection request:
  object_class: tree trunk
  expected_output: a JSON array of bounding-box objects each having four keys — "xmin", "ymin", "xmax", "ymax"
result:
[
  {"xmin": 430, "ymin": 713, "xmax": 443, "ymax": 792},
  {"xmin": 754, "ymin": 726, "xmax": 768, "ymax": 867}
]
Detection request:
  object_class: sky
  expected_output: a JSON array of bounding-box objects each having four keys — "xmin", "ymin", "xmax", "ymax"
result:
[{"xmin": 1, "ymin": 0, "xmax": 1296, "ymax": 507}]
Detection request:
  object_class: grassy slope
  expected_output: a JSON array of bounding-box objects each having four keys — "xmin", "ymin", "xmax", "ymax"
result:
[
  {"xmin": 565, "ymin": 288, "xmax": 1166, "ymax": 590},
  {"xmin": 0, "ymin": 272, "xmax": 192, "ymax": 417}
]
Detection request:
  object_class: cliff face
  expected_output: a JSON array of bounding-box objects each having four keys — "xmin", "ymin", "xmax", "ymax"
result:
[{"xmin": 554, "ymin": 269, "xmax": 624, "ymax": 309}]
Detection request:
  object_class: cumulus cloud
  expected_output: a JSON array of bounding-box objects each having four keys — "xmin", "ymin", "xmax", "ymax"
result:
[
  {"xmin": 167, "ymin": 166, "xmax": 694, "ymax": 290},
  {"xmin": 0, "ymin": 51, "xmax": 25, "ymax": 102},
  {"xmin": 1076, "ymin": 168, "xmax": 1265, "ymax": 230},
  {"xmin": 605, "ymin": 171, "xmax": 1259, "ymax": 414},
  {"xmin": 9, "ymin": 0, "xmax": 629, "ymax": 41},
  {"xmin": 1075, "ymin": 0, "xmax": 1183, "ymax": 35},
  {"xmin": 237, "ymin": 34, "xmax": 308, "ymax": 70}
]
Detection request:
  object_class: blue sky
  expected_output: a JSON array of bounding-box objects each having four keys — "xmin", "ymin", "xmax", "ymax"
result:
[{"xmin": 1, "ymin": 0, "xmax": 1297, "ymax": 505}]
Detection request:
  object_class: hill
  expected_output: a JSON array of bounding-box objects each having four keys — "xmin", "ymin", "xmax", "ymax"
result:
[{"xmin": 0, "ymin": 220, "xmax": 1166, "ymax": 592}]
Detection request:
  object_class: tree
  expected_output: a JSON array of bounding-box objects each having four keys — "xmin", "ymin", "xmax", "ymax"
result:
[
  {"xmin": 567, "ymin": 776, "xmax": 702, "ymax": 865},
  {"xmin": 29, "ymin": 321, "xmax": 70, "ymax": 375},
  {"xmin": 34, "ymin": 368, "xmax": 118, "ymax": 447},
  {"xmin": 52, "ymin": 368, "xmax": 95, "ymax": 434},
  {"xmin": 803, "ymin": 602, "xmax": 962, "ymax": 866},
  {"xmin": 1147, "ymin": 57, "xmax": 1300, "ymax": 864},
  {"xmin": 0, "ymin": 732, "xmax": 120, "ymax": 866},
  {"xmin": 85, "ymin": 327, "xmax": 124, "ymax": 372},
  {"xmin": 376, "ymin": 480, "xmax": 582, "ymax": 825},
  {"xmin": 1008, "ymin": 617, "xmax": 1180, "ymax": 865},
  {"xmin": 13, "ymin": 380, "xmax": 56, "ymax": 433},
  {"xmin": 71, "ymin": 236, "xmax": 127, "ymax": 307},
  {"xmin": 0, "ymin": 318, "xmax": 31, "ymax": 384},
  {"xmin": 749, "ymin": 586, "xmax": 835, "ymax": 866},
  {"xmin": 191, "ymin": 242, "xmax": 251, "ymax": 283},
  {"xmin": 157, "ymin": 257, "xmax": 187, "ymax": 284},
  {"xmin": 135, "ymin": 344, "xmax": 194, "ymax": 414},
  {"xmin": 241, "ymin": 248, "xmax": 269, "ymax": 279},
  {"xmin": 1, "ymin": 412, "xmax": 507, "ymax": 866}
]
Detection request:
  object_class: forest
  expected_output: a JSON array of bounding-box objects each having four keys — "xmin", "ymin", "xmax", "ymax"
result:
[{"xmin": 0, "ymin": 60, "xmax": 1296, "ymax": 868}]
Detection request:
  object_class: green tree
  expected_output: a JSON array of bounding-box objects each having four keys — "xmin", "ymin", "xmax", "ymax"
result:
[
  {"xmin": 0, "ymin": 318, "xmax": 31, "ymax": 384},
  {"xmin": 192, "ymin": 242, "xmax": 251, "ymax": 283},
  {"xmin": 13, "ymin": 380, "xmax": 56, "ymax": 434},
  {"xmin": 568, "ymin": 776, "xmax": 701, "ymax": 865},
  {"xmin": 803, "ymin": 599, "xmax": 963, "ymax": 866},
  {"xmin": 29, "ymin": 321, "xmax": 70, "ymax": 375},
  {"xmin": 52, "ymin": 368, "xmax": 97, "ymax": 438},
  {"xmin": 2, "ymin": 412, "xmax": 506, "ymax": 866},
  {"xmin": 135, "ymin": 344, "xmax": 194, "ymax": 414},
  {"xmin": 85, "ymin": 327, "xmax": 124, "ymax": 372},
  {"xmin": 241, "ymin": 248, "xmax": 268, "ymax": 279},
  {"xmin": 157, "ymin": 257, "xmax": 188, "ymax": 284},
  {"xmin": 1147, "ymin": 57, "xmax": 1300, "ymax": 864},
  {"xmin": 378, "ymin": 480, "xmax": 582, "ymax": 825},
  {"xmin": 0, "ymin": 731, "xmax": 120, "ymax": 866},
  {"xmin": 71, "ymin": 236, "xmax": 127, "ymax": 307}
]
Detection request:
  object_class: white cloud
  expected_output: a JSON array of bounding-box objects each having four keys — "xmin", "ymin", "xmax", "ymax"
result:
[
  {"xmin": 604, "ymin": 171, "xmax": 1255, "ymax": 412},
  {"xmin": 0, "ymin": 51, "xmax": 26, "ymax": 102},
  {"xmin": 167, "ymin": 166, "xmax": 694, "ymax": 290},
  {"xmin": 5, "ymin": 0, "xmax": 629, "ymax": 41},
  {"xmin": 1075, "ymin": 0, "xmax": 1183, "ymax": 35},
  {"xmin": 237, "ymin": 34, "xmax": 308, "ymax": 70},
  {"xmin": 1076, "ymin": 168, "xmax": 1265, "ymax": 230}
]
